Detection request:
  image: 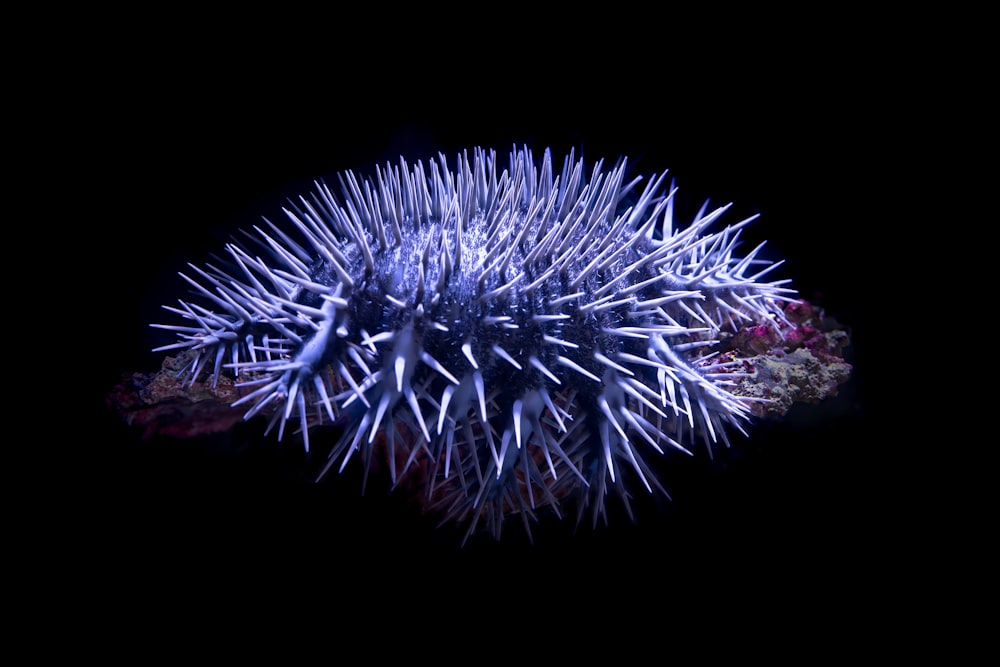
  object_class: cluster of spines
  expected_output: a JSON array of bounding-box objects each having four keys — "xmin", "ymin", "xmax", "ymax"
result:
[{"xmin": 153, "ymin": 145, "xmax": 796, "ymax": 543}]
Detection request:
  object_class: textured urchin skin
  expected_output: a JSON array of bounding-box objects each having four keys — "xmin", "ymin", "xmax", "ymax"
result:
[{"xmin": 153, "ymin": 146, "xmax": 797, "ymax": 542}]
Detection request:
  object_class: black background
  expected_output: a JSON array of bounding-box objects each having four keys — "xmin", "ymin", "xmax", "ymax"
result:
[{"xmin": 73, "ymin": 19, "xmax": 885, "ymax": 630}]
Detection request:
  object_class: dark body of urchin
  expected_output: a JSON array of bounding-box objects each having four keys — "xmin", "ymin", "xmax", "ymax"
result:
[{"xmin": 153, "ymin": 146, "xmax": 794, "ymax": 543}]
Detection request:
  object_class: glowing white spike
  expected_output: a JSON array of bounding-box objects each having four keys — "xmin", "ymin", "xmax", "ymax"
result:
[
  {"xmin": 404, "ymin": 387, "xmax": 431, "ymax": 443},
  {"xmin": 512, "ymin": 399, "xmax": 524, "ymax": 449},
  {"xmin": 462, "ymin": 341, "xmax": 479, "ymax": 368},
  {"xmin": 492, "ymin": 344, "xmax": 522, "ymax": 370},
  {"xmin": 529, "ymin": 356, "xmax": 560, "ymax": 384},
  {"xmin": 543, "ymin": 335, "xmax": 578, "ymax": 348},
  {"xmin": 386, "ymin": 294, "xmax": 407, "ymax": 308},
  {"xmin": 369, "ymin": 392, "xmax": 392, "ymax": 444},
  {"xmin": 420, "ymin": 351, "xmax": 459, "ymax": 384},
  {"xmin": 598, "ymin": 396, "xmax": 629, "ymax": 443},
  {"xmin": 599, "ymin": 422, "xmax": 616, "ymax": 483},
  {"xmin": 474, "ymin": 371, "xmax": 487, "ymax": 423},
  {"xmin": 593, "ymin": 352, "xmax": 632, "ymax": 375},
  {"xmin": 313, "ymin": 375, "xmax": 336, "ymax": 421},
  {"xmin": 556, "ymin": 356, "xmax": 600, "ymax": 382},
  {"xmin": 438, "ymin": 385, "xmax": 456, "ymax": 434},
  {"xmin": 394, "ymin": 355, "xmax": 406, "ymax": 393},
  {"xmin": 338, "ymin": 362, "xmax": 370, "ymax": 408}
]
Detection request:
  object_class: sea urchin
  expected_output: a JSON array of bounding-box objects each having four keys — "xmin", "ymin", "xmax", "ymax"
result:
[{"xmin": 151, "ymin": 145, "xmax": 798, "ymax": 542}]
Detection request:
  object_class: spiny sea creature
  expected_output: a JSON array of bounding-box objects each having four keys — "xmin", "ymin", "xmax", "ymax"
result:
[{"xmin": 151, "ymin": 145, "xmax": 798, "ymax": 543}]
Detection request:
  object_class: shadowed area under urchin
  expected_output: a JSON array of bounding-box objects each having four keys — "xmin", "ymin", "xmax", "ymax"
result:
[{"xmin": 111, "ymin": 145, "xmax": 852, "ymax": 545}]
